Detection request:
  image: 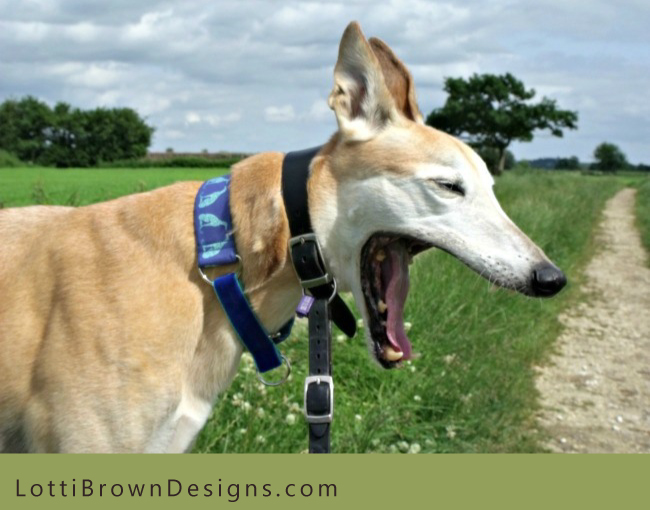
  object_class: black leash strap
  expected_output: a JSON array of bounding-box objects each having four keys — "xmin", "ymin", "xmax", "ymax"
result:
[
  {"xmin": 281, "ymin": 147, "xmax": 357, "ymax": 454},
  {"xmin": 305, "ymin": 298, "xmax": 333, "ymax": 453}
]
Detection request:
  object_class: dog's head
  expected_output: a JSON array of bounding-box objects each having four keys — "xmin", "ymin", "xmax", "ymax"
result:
[{"xmin": 308, "ymin": 22, "xmax": 566, "ymax": 368}]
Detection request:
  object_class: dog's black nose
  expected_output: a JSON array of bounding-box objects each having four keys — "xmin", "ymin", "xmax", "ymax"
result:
[{"xmin": 531, "ymin": 264, "xmax": 567, "ymax": 297}]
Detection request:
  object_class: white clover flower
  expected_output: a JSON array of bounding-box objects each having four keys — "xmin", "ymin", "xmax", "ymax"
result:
[
  {"xmin": 371, "ymin": 438, "xmax": 381, "ymax": 447},
  {"xmin": 409, "ymin": 365, "xmax": 417, "ymax": 373},
  {"xmin": 446, "ymin": 425, "xmax": 457, "ymax": 439},
  {"xmin": 289, "ymin": 402, "xmax": 301, "ymax": 413},
  {"xmin": 408, "ymin": 443, "xmax": 421, "ymax": 454},
  {"xmin": 255, "ymin": 435, "xmax": 266, "ymax": 444},
  {"xmin": 443, "ymin": 353, "xmax": 457, "ymax": 365},
  {"xmin": 397, "ymin": 441, "xmax": 409, "ymax": 453},
  {"xmin": 403, "ymin": 322, "xmax": 412, "ymax": 333},
  {"xmin": 238, "ymin": 428, "xmax": 247, "ymax": 435},
  {"xmin": 256, "ymin": 408, "xmax": 265, "ymax": 418},
  {"xmin": 388, "ymin": 444, "xmax": 398, "ymax": 454},
  {"xmin": 285, "ymin": 413, "xmax": 297, "ymax": 425},
  {"xmin": 336, "ymin": 334, "xmax": 346, "ymax": 343},
  {"xmin": 413, "ymin": 395, "xmax": 422, "ymax": 402},
  {"xmin": 242, "ymin": 401, "xmax": 252, "ymax": 413},
  {"xmin": 357, "ymin": 318, "xmax": 364, "ymax": 328},
  {"xmin": 425, "ymin": 438, "xmax": 436, "ymax": 447},
  {"xmin": 354, "ymin": 414, "xmax": 362, "ymax": 422}
]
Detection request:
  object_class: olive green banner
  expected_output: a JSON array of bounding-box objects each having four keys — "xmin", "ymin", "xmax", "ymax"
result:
[{"xmin": 1, "ymin": 454, "xmax": 647, "ymax": 509}]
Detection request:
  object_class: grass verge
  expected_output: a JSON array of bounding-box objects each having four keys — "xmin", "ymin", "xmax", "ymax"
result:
[{"xmin": 634, "ymin": 177, "xmax": 650, "ymax": 263}]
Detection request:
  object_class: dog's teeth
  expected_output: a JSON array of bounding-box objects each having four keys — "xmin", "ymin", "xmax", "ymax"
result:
[
  {"xmin": 375, "ymin": 250, "xmax": 386, "ymax": 262},
  {"xmin": 378, "ymin": 300, "xmax": 387, "ymax": 313},
  {"xmin": 383, "ymin": 346, "xmax": 404, "ymax": 361}
]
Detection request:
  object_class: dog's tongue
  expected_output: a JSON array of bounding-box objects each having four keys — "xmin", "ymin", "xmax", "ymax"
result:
[{"xmin": 381, "ymin": 243, "xmax": 412, "ymax": 360}]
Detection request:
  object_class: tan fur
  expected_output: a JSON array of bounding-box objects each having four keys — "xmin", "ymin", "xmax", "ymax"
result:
[
  {"xmin": 0, "ymin": 22, "xmax": 557, "ymax": 452},
  {"xmin": 369, "ymin": 37, "xmax": 424, "ymax": 123}
]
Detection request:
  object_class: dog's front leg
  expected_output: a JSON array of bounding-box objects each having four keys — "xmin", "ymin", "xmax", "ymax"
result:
[{"xmin": 164, "ymin": 394, "xmax": 213, "ymax": 453}]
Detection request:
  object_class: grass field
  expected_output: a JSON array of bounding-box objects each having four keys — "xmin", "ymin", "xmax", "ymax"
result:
[
  {"xmin": 0, "ymin": 166, "xmax": 643, "ymax": 452},
  {"xmin": 0, "ymin": 167, "xmax": 227, "ymax": 208}
]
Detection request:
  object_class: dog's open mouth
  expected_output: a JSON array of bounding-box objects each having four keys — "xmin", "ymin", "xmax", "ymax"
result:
[{"xmin": 360, "ymin": 234, "xmax": 432, "ymax": 368}]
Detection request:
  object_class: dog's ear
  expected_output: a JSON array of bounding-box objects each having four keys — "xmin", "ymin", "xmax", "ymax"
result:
[
  {"xmin": 368, "ymin": 37, "xmax": 424, "ymax": 124},
  {"xmin": 328, "ymin": 22, "xmax": 397, "ymax": 141}
]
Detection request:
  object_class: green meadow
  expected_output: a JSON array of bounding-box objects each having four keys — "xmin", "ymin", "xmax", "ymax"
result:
[
  {"xmin": 0, "ymin": 167, "xmax": 227, "ymax": 208},
  {"xmin": 1, "ymin": 166, "xmax": 647, "ymax": 452}
]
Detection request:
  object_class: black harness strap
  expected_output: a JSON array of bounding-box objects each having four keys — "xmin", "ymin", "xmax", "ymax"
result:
[
  {"xmin": 281, "ymin": 146, "xmax": 357, "ymax": 454},
  {"xmin": 281, "ymin": 147, "xmax": 356, "ymax": 338}
]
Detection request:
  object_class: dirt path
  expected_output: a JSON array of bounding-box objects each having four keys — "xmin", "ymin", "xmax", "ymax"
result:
[{"xmin": 536, "ymin": 188, "xmax": 650, "ymax": 453}]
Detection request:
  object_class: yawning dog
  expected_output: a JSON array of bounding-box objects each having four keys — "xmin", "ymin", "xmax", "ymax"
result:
[{"xmin": 0, "ymin": 22, "xmax": 565, "ymax": 453}]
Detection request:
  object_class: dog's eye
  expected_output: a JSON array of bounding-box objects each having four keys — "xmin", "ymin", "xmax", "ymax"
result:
[{"xmin": 432, "ymin": 180, "xmax": 465, "ymax": 196}]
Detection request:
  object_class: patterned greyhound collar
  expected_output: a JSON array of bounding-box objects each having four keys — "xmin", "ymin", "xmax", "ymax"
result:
[{"xmin": 193, "ymin": 175, "xmax": 293, "ymax": 378}]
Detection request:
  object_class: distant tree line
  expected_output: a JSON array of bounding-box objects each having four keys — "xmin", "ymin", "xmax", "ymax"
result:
[
  {"xmin": 525, "ymin": 143, "xmax": 648, "ymax": 172},
  {"xmin": 0, "ymin": 96, "xmax": 154, "ymax": 167}
]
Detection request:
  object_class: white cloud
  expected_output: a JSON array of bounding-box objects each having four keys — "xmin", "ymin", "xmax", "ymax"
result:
[
  {"xmin": 185, "ymin": 111, "xmax": 241, "ymax": 127},
  {"xmin": 264, "ymin": 105, "xmax": 296, "ymax": 123},
  {"xmin": 65, "ymin": 22, "xmax": 100, "ymax": 43},
  {"xmin": 185, "ymin": 112, "xmax": 201, "ymax": 124}
]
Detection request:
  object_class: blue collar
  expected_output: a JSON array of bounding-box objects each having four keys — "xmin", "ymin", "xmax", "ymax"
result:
[{"xmin": 193, "ymin": 175, "xmax": 293, "ymax": 374}]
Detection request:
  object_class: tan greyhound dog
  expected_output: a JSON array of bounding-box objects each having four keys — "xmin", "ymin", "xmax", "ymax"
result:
[{"xmin": 0, "ymin": 22, "xmax": 565, "ymax": 453}]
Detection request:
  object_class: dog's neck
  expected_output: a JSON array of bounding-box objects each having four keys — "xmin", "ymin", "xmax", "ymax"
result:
[
  {"xmin": 228, "ymin": 140, "xmax": 341, "ymax": 334},
  {"xmin": 227, "ymin": 151, "xmax": 305, "ymax": 333}
]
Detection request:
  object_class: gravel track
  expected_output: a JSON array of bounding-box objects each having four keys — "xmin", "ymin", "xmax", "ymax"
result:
[{"xmin": 536, "ymin": 188, "xmax": 650, "ymax": 453}]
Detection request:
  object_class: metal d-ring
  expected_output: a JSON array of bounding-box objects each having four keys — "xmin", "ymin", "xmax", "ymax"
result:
[
  {"xmin": 257, "ymin": 355, "xmax": 292, "ymax": 387},
  {"xmin": 198, "ymin": 255, "xmax": 242, "ymax": 285}
]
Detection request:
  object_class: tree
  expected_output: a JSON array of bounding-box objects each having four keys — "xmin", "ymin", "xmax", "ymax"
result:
[
  {"xmin": 0, "ymin": 96, "xmax": 53, "ymax": 163},
  {"xmin": 476, "ymin": 147, "xmax": 516, "ymax": 172},
  {"xmin": 43, "ymin": 102, "xmax": 90, "ymax": 167},
  {"xmin": 0, "ymin": 97, "xmax": 154, "ymax": 167},
  {"xmin": 593, "ymin": 142, "xmax": 628, "ymax": 173},
  {"xmin": 555, "ymin": 156, "xmax": 581, "ymax": 170},
  {"xmin": 426, "ymin": 73, "xmax": 578, "ymax": 175}
]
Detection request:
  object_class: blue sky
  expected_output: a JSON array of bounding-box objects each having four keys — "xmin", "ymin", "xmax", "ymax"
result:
[{"xmin": 1, "ymin": 0, "xmax": 648, "ymax": 163}]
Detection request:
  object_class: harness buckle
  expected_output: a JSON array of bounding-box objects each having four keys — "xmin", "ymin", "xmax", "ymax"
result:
[
  {"xmin": 304, "ymin": 375, "xmax": 334, "ymax": 424},
  {"xmin": 288, "ymin": 233, "xmax": 333, "ymax": 289}
]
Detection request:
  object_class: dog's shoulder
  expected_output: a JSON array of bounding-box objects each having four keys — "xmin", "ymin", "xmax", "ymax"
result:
[{"xmin": 229, "ymin": 152, "xmax": 291, "ymax": 286}]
